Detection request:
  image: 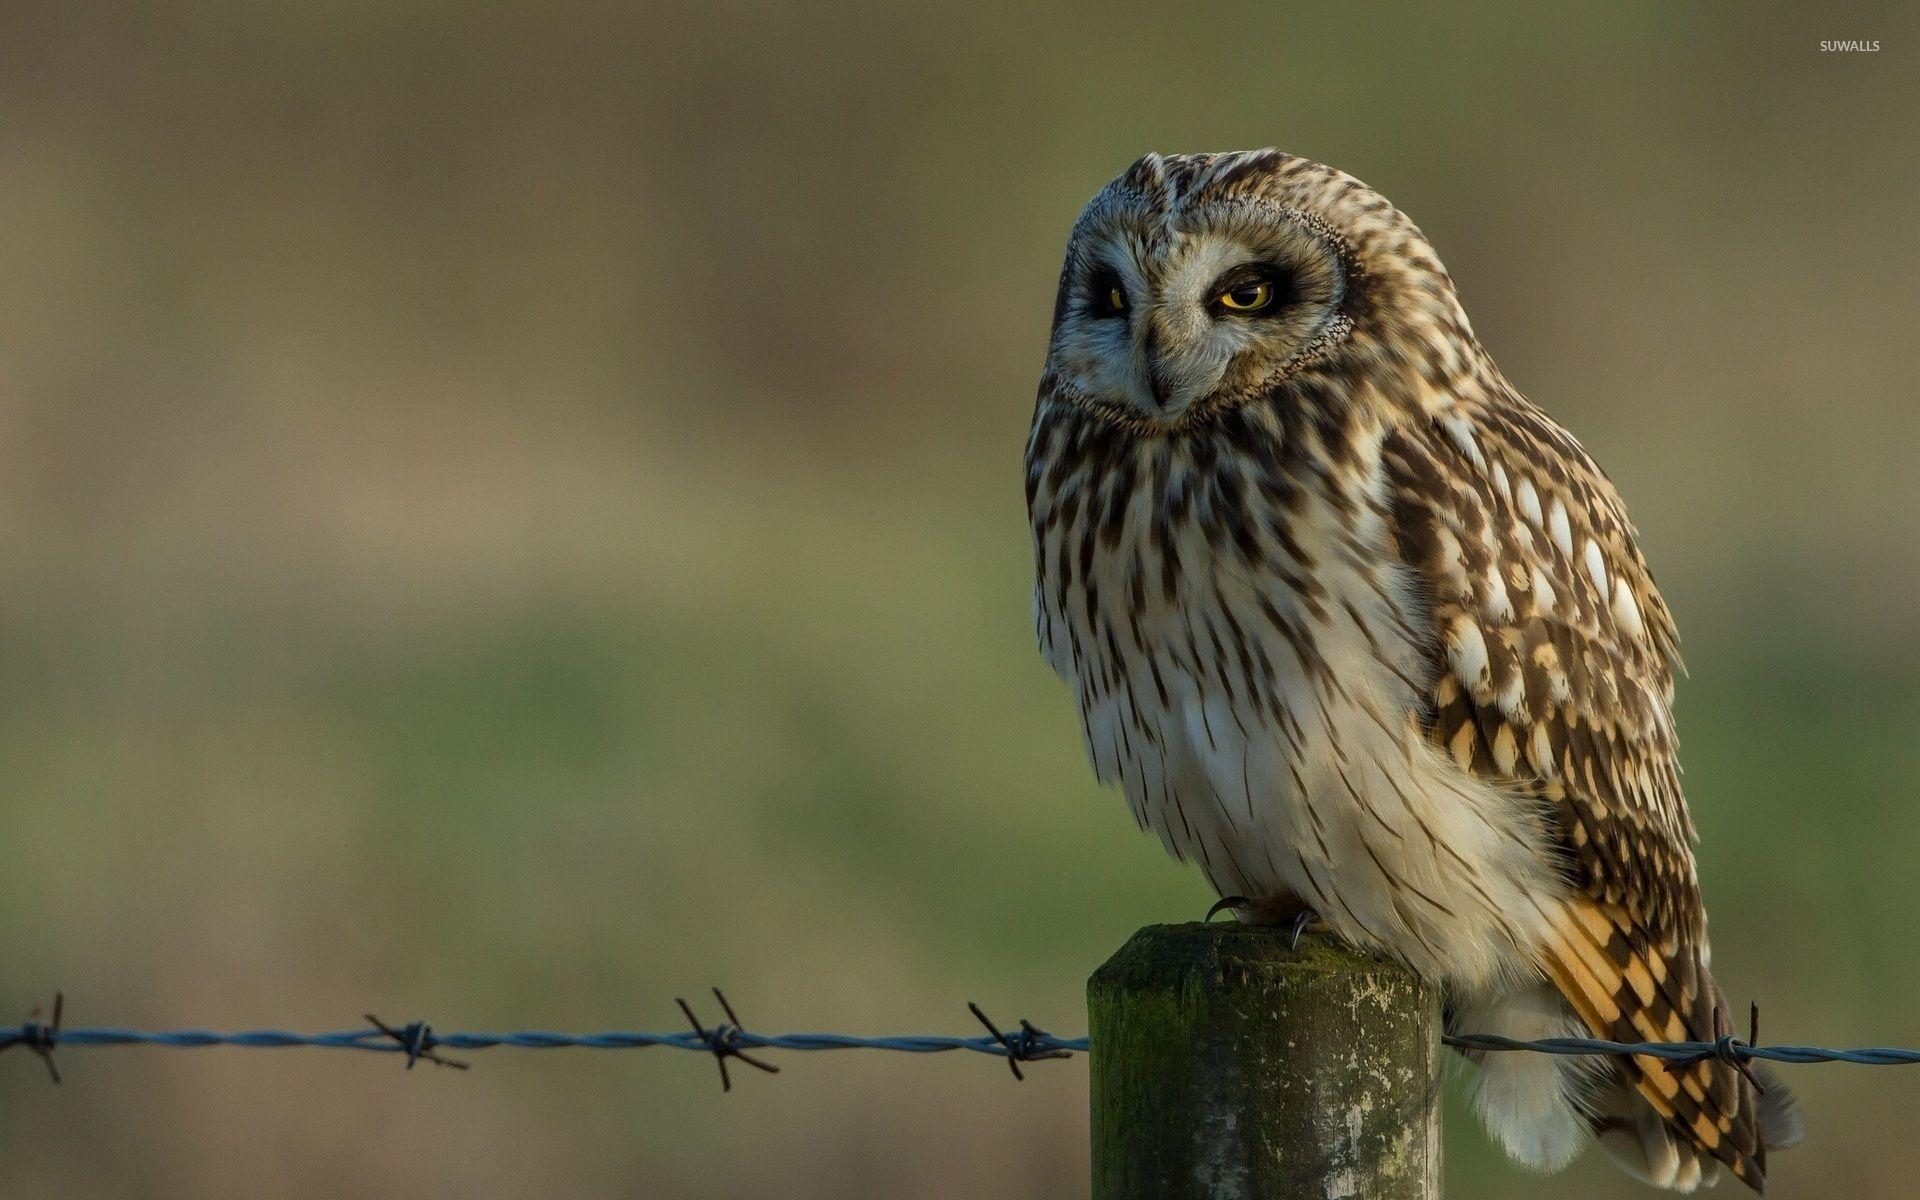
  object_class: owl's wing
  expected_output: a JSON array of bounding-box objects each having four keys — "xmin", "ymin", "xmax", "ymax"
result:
[{"xmin": 1381, "ymin": 396, "xmax": 1774, "ymax": 1188}]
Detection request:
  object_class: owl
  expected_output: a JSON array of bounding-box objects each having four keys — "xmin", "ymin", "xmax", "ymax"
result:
[{"xmin": 1024, "ymin": 150, "xmax": 1803, "ymax": 1191}]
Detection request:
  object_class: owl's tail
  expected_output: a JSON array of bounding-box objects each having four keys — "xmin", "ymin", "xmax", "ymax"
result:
[
  {"xmin": 1590, "ymin": 1060, "xmax": 1802, "ymax": 1193},
  {"xmin": 1538, "ymin": 898, "xmax": 1805, "ymax": 1192}
]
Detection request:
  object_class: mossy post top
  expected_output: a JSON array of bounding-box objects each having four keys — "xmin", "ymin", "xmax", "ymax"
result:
[{"xmin": 1089, "ymin": 922, "xmax": 1443, "ymax": 1200}]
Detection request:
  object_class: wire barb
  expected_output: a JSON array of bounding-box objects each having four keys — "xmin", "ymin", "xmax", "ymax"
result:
[
  {"xmin": 363, "ymin": 1015, "xmax": 469, "ymax": 1071},
  {"xmin": 967, "ymin": 1002, "xmax": 1073, "ymax": 1081},
  {"xmin": 1, "ymin": 992, "xmax": 64, "ymax": 1084},
  {"xmin": 1660, "ymin": 999, "xmax": 1766, "ymax": 1095},
  {"xmin": 677, "ymin": 989, "xmax": 779, "ymax": 1092}
]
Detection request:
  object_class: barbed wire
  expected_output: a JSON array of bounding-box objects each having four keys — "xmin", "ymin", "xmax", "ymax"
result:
[
  {"xmin": 4, "ymin": 989, "xmax": 1915, "ymax": 1090},
  {"xmin": 0, "ymin": 989, "xmax": 1088, "ymax": 1088}
]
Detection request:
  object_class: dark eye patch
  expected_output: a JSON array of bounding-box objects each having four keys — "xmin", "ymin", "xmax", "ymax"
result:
[{"xmin": 1086, "ymin": 267, "xmax": 1129, "ymax": 318}]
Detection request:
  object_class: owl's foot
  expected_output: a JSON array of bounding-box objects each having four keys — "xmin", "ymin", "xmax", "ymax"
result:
[{"xmin": 1204, "ymin": 897, "xmax": 1321, "ymax": 948}]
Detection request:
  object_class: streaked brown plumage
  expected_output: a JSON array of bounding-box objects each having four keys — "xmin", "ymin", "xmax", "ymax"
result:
[{"xmin": 1024, "ymin": 150, "xmax": 1801, "ymax": 1190}]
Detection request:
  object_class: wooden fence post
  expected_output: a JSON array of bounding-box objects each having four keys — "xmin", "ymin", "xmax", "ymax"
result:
[{"xmin": 1089, "ymin": 922, "xmax": 1443, "ymax": 1200}]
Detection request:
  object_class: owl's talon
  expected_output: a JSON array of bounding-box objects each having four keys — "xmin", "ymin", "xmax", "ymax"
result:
[
  {"xmin": 1287, "ymin": 908, "xmax": 1320, "ymax": 951},
  {"xmin": 1205, "ymin": 895, "xmax": 1251, "ymax": 923}
]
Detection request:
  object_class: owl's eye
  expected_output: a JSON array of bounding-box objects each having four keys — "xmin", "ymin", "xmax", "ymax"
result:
[
  {"xmin": 1209, "ymin": 266, "xmax": 1294, "ymax": 317},
  {"xmin": 1214, "ymin": 280, "xmax": 1275, "ymax": 314},
  {"xmin": 1088, "ymin": 271, "xmax": 1128, "ymax": 318}
]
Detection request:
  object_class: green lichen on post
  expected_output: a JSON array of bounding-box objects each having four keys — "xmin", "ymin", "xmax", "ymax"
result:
[{"xmin": 1089, "ymin": 922, "xmax": 1443, "ymax": 1200}]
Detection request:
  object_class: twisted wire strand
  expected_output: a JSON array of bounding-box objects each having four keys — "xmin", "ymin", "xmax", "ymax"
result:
[{"xmin": 1442, "ymin": 1033, "xmax": 1920, "ymax": 1067}]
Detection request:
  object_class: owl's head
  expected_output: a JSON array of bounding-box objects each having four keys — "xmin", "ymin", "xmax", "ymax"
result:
[{"xmin": 1042, "ymin": 150, "xmax": 1474, "ymax": 430}]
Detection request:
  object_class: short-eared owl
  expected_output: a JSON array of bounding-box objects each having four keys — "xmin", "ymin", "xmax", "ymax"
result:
[{"xmin": 1024, "ymin": 151, "xmax": 1801, "ymax": 1191}]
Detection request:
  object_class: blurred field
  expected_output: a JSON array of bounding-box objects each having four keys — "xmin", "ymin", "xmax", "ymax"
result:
[{"xmin": 1, "ymin": 2, "xmax": 1917, "ymax": 1197}]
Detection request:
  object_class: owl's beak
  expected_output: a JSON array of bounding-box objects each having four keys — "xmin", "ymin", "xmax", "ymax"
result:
[
  {"xmin": 1147, "ymin": 369, "xmax": 1173, "ymax": 410},
  {"xmin": 1141, "ymin": 323, "xmax": 1172, "ymax": 411}
]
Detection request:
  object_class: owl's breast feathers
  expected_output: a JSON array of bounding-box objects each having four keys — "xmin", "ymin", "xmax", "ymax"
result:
[{"xmin": 1027, "ymin": 385, "xmax": 1561, "ymax": 990}]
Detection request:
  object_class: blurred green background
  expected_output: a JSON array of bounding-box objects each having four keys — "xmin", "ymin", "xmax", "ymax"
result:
[{"xmin": 1, "ymin": 2, "xmax": 1916, "ymax": 1196}]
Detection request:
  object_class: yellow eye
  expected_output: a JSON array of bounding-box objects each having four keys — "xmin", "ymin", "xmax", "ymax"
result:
[
  {"xmin": 1216, "ymin": 281, "xmax": 1274, "ymax": 312},
  {"xmin": 1107, "ymin": 286, "xmax": 1128, "ymax": 313}
]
